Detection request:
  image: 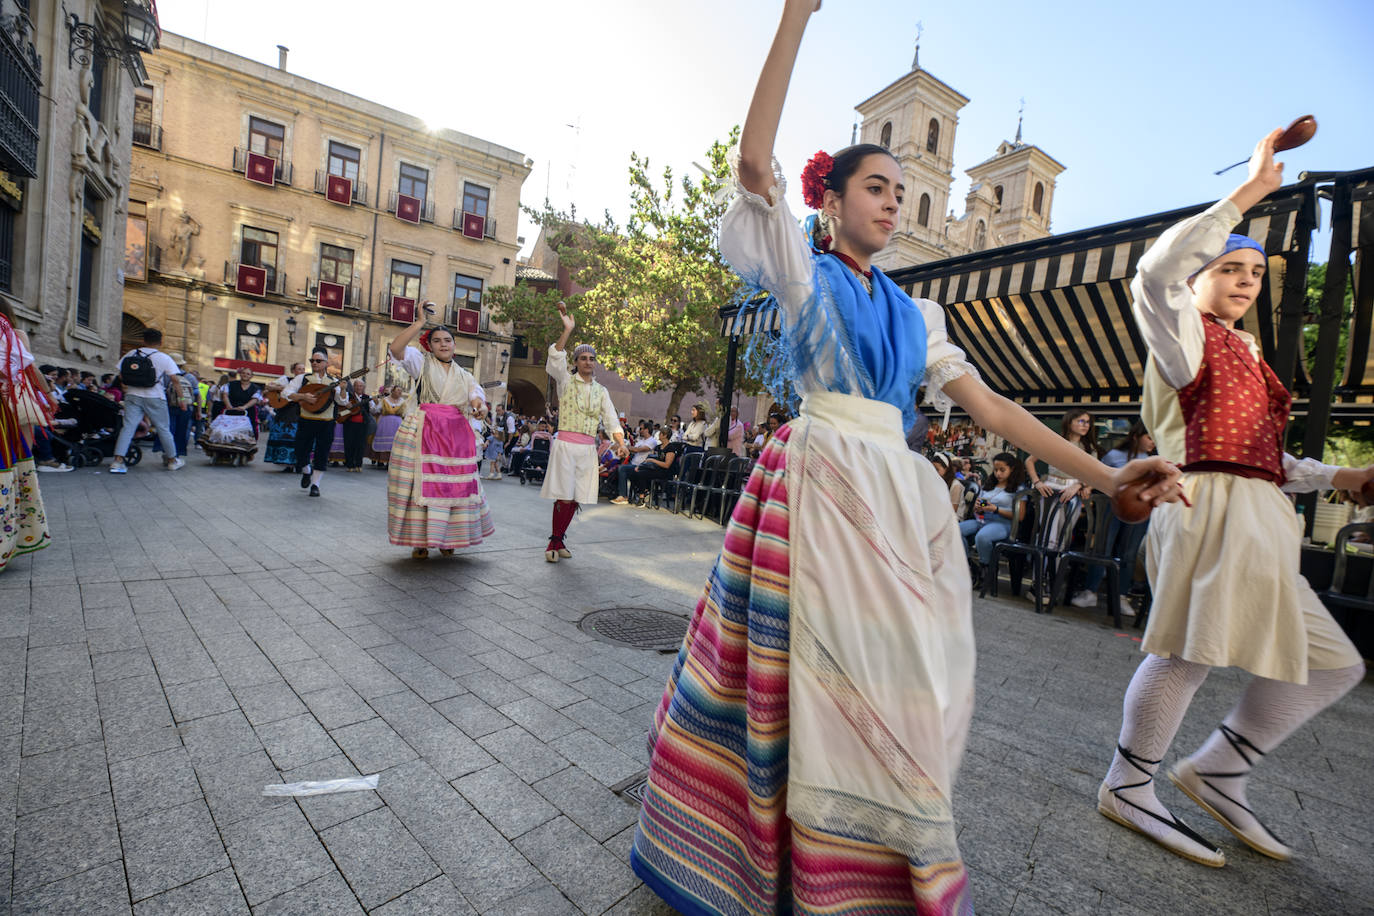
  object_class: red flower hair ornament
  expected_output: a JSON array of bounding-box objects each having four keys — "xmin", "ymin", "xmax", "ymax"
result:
[{"xmin": 800, "ymin": 150, "xmax": 834, "ymax": 210}]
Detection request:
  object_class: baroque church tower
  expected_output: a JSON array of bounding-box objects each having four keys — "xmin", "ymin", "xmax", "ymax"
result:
[{"xmin": 855, "ymin": 38, "xmax": 1064, "ymax": 271}]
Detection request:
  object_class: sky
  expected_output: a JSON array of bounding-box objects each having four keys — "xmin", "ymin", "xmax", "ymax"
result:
[{"xmin": 158, "ymin": 0, "xmax": 1374, "ymax": 262}]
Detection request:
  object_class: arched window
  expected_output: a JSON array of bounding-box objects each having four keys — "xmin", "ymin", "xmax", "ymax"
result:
[
  {"xmin": 993, "ymin": 185, "xmax": 1004, "ymax": 207},
  {"xmin": 1033, "ymin": 182, "xmax": 1045, "ymax": 215},
  {"xmin": 926, "ymin": 118, "xmax": 940, "ymax": 154},
  {"xmin": 973, "ymin": 220, "xmax": 987, "ymax": 251},
  {"xmin": 918, "ymin": 193, "xmax": 931, "ymax": 227},
  {"xmin": 880, "ymin": 121, "xmax": 892, "ymax": 149}
]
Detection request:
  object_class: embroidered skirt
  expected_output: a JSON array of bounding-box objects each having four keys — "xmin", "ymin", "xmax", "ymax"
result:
[
  {"xmin": 632, "ymin": 392, "xmax": 976, "ymax": 916},
  {"xmin": 386, "ymin": 404, "xmax": 493, "ymax": 549},
  {"xmin": 264, "ymin": 415, "xmax": 298, "ymax": 465},
  {"xmin": 0, "ymin": 404, "xmax": 50, "ymax": 572}
]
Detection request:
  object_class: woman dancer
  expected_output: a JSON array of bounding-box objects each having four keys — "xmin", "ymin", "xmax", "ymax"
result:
[
  {"xmin": 1097, "ymin": 131, "xmax": 1368, "ymax": 867},
  {"xmin": 369, "ymin": 384, "xmax": 407, "ymax": 468},
  {"xmin": 0, "ymin": 304, "xmax": 51, "ymax": 572},
  {"xmin": 386, "ymin": 304, "xmax": 493, "ymax": 558},
  {"xmin": 631, "ymin": 4, "xmax": 1184, "ymax": 913},
  {"xmin": 263, "ymin": 362, "xmax": 305, "ymax": 470}
]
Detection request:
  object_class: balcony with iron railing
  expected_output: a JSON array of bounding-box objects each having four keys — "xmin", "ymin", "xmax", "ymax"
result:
[
  {"xmin": 0, "ymin": 0, "xmax": 42, "ymax": 178},
  {"xmin": 132, "ymin": 120, "xmax": 161, "ymax": 150},
  {"xmin": 314, "ymin": 170, "xmax": 368, "ymax": 205},
  {"xmin": 224, "ymin": 260, "xmax": 286, "ymax": 297},
  {"xmin": 307, "ymin": 278, "xmax": 359, "ymax": 308},
  {"xmin": 387, "ymin": 190, "xmax": 435, "ymax": 223},
  {"xmin": 452, "ymin": 209, "xmax": 496, "ymax": 240},
  {"xmin": 232, "ymin": 147, "xmax": 293, "ymax": 186}
]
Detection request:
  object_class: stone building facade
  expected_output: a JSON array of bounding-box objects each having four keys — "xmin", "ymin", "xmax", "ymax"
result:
[
  {"xmin": 122, "ymin": 33, "xmax": 529, "ymax": 390},
  {"xmin": 856, "ymin": 45, "xmax": 1064, "ymax": 271},
  {"xmin": 0, "ymin": 0, "xmax": 160, "ymax": 370}
]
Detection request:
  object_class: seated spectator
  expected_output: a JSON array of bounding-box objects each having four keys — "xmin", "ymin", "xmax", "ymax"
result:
[
  {"xmin": 931, "ymin": 452, "xmax": 965, "ymax": 520},
  {"xmin": 627, "ymin": 428, "xmax": 684, "ymax": 503},
  {"xmin": 1070, "ymin": 420, "xmax": 1156, "ymax": 616},
  {"xmin": 749, "ymin": 414, "xmax": 782, "ymax": 458},
  {"xmin": 958, "ymin": 452, "xmax": 1026, "ymax": 567},
  {"xmin": 611, "ymin": 422, "xmax": 658, "ymax": 504}
]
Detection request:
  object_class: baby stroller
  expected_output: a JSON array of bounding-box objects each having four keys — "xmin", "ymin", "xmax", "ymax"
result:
[{"xmin": 55, "ymin": 389, "xmax": 147, "ymax": 468}]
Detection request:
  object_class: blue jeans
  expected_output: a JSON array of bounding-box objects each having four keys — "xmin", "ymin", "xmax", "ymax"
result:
[
  {"xmin": 616, "ymin": 463, "xmax": 637, "ymax": 499},
  {"xmin": 167, "ymin": 406, "xmax": 191, "ymax": 456},
  {"xmin": 959, "ymin": 516, "xmax": 1011, "ymax": 564},
  {"xmin": 32, "ymin": 426, "xmax": 55, "ymax": 461},
  {"xmin": 1085, "ymin": 518, "xmax": 1149, "ymax": 591},
  {"xmin": 115, "ymin": 394, "xmax": 177, "ymax": 461}
]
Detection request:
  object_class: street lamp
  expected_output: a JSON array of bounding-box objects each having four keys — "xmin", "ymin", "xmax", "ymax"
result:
[
  {"xmin": 122, "ymin": 2, "xmax": 160, "ymax": 53},
  {"xmin": 285, "ymin": 314, "xmax": 297, "ymax": 346},
  {"xmin": 500, "ymin": 348, "xmax": 509, "ymax": 374}
]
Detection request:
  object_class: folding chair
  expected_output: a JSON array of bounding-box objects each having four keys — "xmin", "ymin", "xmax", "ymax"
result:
[{"xmin": 1049, "ymin": 492, "xmax": 1129, "ymax": 626}]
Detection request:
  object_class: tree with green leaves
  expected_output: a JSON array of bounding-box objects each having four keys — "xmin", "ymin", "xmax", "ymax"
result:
[{"xmin": 487, "ymin": 128, "xmax": 755, "ymax": 422}]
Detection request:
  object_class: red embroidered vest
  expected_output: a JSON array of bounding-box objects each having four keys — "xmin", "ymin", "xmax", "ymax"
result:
[{"xmin": 1177, "ymin": 317, "xmax": 1290, "ymax": 483}]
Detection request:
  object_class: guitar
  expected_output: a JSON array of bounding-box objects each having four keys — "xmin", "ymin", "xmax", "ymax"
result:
[{"xmin": 293, "ymin": 366, "xmax": 371, "ymax": 414}]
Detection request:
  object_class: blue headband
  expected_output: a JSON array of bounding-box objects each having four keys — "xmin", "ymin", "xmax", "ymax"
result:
[{"xmin": 1193, "ymin": 233, "xmax": 1265, "ymax": 278}]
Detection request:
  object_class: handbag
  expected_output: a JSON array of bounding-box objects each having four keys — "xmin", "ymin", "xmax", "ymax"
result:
[{"xmin": 13, "ymin": 365, "xmax": 54, "ymax": 428}]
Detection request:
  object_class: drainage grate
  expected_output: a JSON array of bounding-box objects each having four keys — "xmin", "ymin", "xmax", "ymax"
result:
[{"xmin": 579, "ymin": 607, "xmax": 689, "ymax": 652}]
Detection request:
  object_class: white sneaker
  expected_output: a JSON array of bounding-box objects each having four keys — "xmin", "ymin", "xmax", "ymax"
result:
[
  {"xmin": 1118, "ymin": 597, "xmax": 1137, "ymax": 618},
  {"xmin": 36, "ymin": 461, "xmax": 73, "ymax": 473},
  {"xmin": 109, "ymin": 463, "xmax": 127, "ymax": 474},
  {"xmin": 166, "ymin": 458, "xmax": 185, "ymax": 471},
  {"xmin": 1070, "ymin": 589, "xmax": 1097, "ymax": 608}
]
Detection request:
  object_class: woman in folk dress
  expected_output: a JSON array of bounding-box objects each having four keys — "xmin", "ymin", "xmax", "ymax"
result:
[
  {"xmin": 369, "ymin": 384, "xmax": 407, "ymax": 468},
  {"xmin": 0, "ymin": 305, "xmax": 51, "ymax": 572},
  {"xmin": 630, "ymin": 4, "xmax": 1184, "ymax": 914},
  {"xmin": 386, "ymin": 303, "xmax": 493, "ymax": 559}
]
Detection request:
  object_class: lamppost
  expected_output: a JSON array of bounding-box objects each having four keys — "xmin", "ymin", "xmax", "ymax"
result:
[
  {"xmin": 67, "ymin": 1, "xmax": 161, "ymax": 83},
  {"xmin": 284, "ymin": 314, "xmax": 297, "ymax": 347}
]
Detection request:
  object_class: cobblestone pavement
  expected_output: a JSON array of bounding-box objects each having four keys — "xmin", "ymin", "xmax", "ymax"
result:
[{"xmin": 1, "ymin": 455, "xmax": 1370, "ymax": 914}]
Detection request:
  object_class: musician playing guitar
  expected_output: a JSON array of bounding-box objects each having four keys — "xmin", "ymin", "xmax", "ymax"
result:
[
  {"xmin": 281, "ymin": 349, "xmax": 351, "ymax": 497},
  {"xmin": 339, "ymin": 379, "xmax": 371, "ymax": 472}
]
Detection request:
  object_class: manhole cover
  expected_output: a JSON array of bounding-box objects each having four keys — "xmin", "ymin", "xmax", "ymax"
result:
[
  {"xmin": 612, "ymin": 771, "xmax": 651, "ymax": 805},
  {"xmin": 579, "ymin": 607, "xmax": 689, "ymax": 651}
]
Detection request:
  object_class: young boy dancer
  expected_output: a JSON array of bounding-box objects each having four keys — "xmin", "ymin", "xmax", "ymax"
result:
[
  {"xmin": 540, "ymin": 302, "xmax": 627, "ymax": 562},
  {"xmin": 1098, "ymin": 129, "xmax": 1369, "ymax": 867}
]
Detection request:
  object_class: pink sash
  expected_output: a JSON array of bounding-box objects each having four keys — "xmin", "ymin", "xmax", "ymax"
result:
[
  {"xmin": 415, "ymin": 404, "xmax": 479, "ymax": 506},
  {"xmin": 556, "ymin": 431, "xmax": 595, "ymax": 445}
]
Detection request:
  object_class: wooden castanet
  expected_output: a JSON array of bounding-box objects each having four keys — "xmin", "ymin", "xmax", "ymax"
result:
[
  {"xmin": 1113, "ymin": 471, "xmax": 1164, "ymax": 523},
  {"xmin": 1274, "ymin": 115, "xmax": 1317, "ymax": 152},
  {"xmin": 1215, "ymin": 115, "xmax": 1317, "ymax": 175}
]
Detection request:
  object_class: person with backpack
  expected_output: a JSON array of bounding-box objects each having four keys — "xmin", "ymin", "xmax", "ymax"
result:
[{"xmin": 109, "ymin": 328, "xmax": 183, "ymax": 473}]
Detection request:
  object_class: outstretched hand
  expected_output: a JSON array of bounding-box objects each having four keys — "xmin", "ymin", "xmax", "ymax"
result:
[
  {"xmin": 1246, "ymin": 128, "xmax": 1285, "ymax": 196},
  {"xmin": 556, "ymin": 300, "xmax": 574, "ymax": 333},
  {"xmin": 1113, "ymin": 457, "xmax": 1185, "ymax": 506}
]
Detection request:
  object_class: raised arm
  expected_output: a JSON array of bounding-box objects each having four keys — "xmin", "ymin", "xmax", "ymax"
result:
[
  {"xmin": 738, "ymin": 1, "xmax": 819, "ymax": 198},
  {"xmin": 390, "ymin": 302, "xmax": 436, "ymax": 361},
  {"xmin": 553, "ymin": 301, "xmax": 574, "ymax": 352}
]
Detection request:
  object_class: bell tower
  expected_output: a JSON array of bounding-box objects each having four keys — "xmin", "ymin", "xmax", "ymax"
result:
[
  {"xmin": 963, "ymin": 104, "xmax": 1065, "ymax": 246},
  {"xmin": 855, "ymin": 31, "xmax": 968, "ymax": 271}
]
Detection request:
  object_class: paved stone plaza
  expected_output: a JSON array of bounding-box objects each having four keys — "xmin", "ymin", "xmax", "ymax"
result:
[{"xmin": 1, "ymin": 457, "xmax": 1370, "ymax": 914}]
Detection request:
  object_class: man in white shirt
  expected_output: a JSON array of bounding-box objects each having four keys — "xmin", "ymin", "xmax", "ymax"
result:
[{"xmin": 110, "ymin": 328, "xmax": 184, "ymax": 473}]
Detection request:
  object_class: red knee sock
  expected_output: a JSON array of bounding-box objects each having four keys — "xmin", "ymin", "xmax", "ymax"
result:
[{"xmin": 550, "ymin": 499, "xmax": 579, "ymax": 546}]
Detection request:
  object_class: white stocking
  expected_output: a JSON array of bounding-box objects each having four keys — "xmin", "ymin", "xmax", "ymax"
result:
[
  {"xmin": 1105, "ymin": 653, "xmax": 1210, "ymax": 816},
  {"xmin": 1186, "ymin": 663, "xmax": 1366, "ymax": 815}
]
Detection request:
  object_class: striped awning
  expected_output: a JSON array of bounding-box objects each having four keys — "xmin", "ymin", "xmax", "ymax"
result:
[{"xmin": 720, "ymin": 188, "xmax": 1312, "ymax": 416}]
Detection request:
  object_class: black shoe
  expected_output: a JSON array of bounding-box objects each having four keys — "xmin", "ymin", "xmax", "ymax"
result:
[
  {"xmin": 300, "ymin": 471, "xmax": 311, "ymax": 489},
  {"xmin": 309, "ymin": 485, "xmax": 320, "ymax": 497}
]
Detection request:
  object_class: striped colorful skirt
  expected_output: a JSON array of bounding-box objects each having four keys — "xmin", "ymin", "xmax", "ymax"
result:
[
  {"xmin": 0, "ymin": 403, "xmax": 50, "ymax": 573},
  {"xmin": 632, "ymin": 392, "xmax": 976, "ymax": 915},
  {"xmin": 386, "ymin": 404, "xmax": 493, "ymax": 549},
  {"xmin": 370, "ymin": 413, "xmax": 403, "ymax": 457}
]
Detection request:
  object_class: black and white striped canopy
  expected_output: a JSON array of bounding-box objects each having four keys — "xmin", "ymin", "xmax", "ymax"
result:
[{"xmin": 720, "ymin": 189, "xmax": 1311, "ymax": 417}]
